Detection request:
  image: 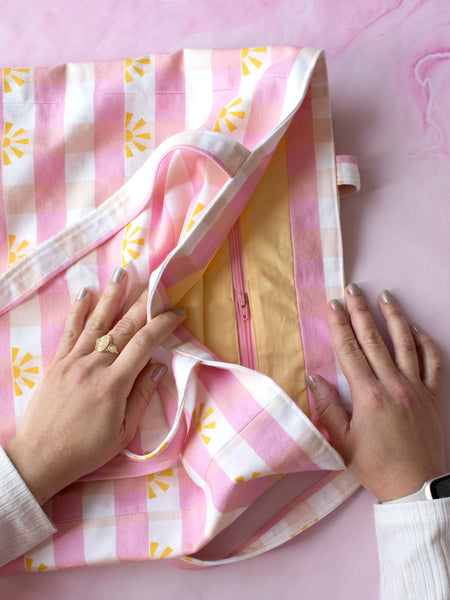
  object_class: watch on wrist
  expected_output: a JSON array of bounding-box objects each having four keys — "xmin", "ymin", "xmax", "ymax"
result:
[{"xmin": 384, "ymin": 472, "xmax": 450, "ymax": 504}]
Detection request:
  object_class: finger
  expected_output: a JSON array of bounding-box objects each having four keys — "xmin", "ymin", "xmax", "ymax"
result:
[
  {"xmin": 75, "ymin": 267, "xmax": 127, "ymax": 355},
  {"xmin": 410, "ymin": 324, "xmax": 442, "ymax": 397},
  {"xmin": 377, "ymin": 290, "xmax": 421, "ymax": 383},
  {"xmin": 122, "ymin": 282, "xmax": 148, "ymax": 314},
  {"xmin": 306, "ymin": 374, "xmax": 351, "ymax": 461},
  {"xmin": 344, "ymin": 284, "xmax": 397, "ymax": 380},
  {"xmin": 122, "ymin": 363, "xmax": 168, "ymax": 444},
  {"xmin": 113, "ymin": 308, "xmax": 186, "ymax": 383},
  {"xmin": 107, "ymin": 287, "xmax": 148, "ymax": 351},
  {"xmin": 55, "ymin": 288, "xmax": 91, "ymax": 360},
  {"xmin": 327, "ymin": 297, "xmax": 375, "ymax": 385}
]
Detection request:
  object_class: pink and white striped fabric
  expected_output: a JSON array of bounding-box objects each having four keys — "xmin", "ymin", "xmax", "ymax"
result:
[{"xmin": 0, "ymin": 47, "xmax": 360, "ymax": 572}]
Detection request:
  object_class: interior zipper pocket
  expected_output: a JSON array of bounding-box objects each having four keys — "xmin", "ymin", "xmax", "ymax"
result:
[{"xmin": 228, "ymin": 220, "xmax": 257, "ymax": 371}]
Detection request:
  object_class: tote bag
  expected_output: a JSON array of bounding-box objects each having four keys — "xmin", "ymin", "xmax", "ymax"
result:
[{"xmin": 0, "ymin": 46, "xmax": 360, "ymax": 572}]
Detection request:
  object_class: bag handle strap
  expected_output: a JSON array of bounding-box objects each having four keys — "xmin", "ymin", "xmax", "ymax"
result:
[
  {"xmin": 0, "ymin": 131, "xmax": 250, "ymax": 318},
  {"xmin": 172, "ymin": 470, "xmax": 359, "ymax": 568}
]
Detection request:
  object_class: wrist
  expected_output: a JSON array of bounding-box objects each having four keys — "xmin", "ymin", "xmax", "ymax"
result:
[
  {"xmin": 369, "ymin": 462, "xmax": 448, "ymax": 503},
  {"xmin": 376, "ymin": 479, "xmax": 431, "ymax": 504},
  {"xmin": 380, "ymin": 471, "xmax": 450, "ymax": 504},
  {"xmin": 5, "ymin": 436, "xmax": 58, "ymax": 506}
]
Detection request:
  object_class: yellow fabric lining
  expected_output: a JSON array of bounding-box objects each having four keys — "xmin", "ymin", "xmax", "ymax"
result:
[
  {"xmin": 177, "ymin": 239, "xmax": 240, "ymax": 365},
  {"xmin": 172, "ymin": 134, "xmax": 308, "ymax": 415},
  {"xmin": 239, "ymin": 136, "xmax": 308, "ymax": 414}
]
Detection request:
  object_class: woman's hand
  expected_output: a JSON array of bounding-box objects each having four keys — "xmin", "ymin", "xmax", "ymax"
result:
[
  {"xmin": 306, "ymin": 284, "xmax": 446, "ymax": 503},
  {"xmin": 5, "ymin": 268, "xmax": 186, "ymax": 506}
]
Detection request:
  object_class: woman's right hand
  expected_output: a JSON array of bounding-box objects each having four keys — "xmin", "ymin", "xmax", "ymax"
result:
[{"xmin": 306, "ymin": 284, "xmax": 446, "ymax": 503}]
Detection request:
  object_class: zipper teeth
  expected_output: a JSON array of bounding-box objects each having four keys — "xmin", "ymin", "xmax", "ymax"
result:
[{"xmin": 229, "ymin": 222, "xmax": 257, "ymax": 371}]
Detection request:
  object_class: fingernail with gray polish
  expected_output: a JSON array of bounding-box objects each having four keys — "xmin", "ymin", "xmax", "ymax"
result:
[
  {"xmin": 174, "ymin": 306, "xmax": 186, "ymax": 316},
  {"xmin": 76, "ymin": 287, "xmax": 87, "ymax": 300},
  {"xmin": 150, "ymin": 365, "xmax": 168, "ymax": 383},
  {"xmin": 381, "ymin": 289, "xmax": 395, "ymax": 304},
  {"xmin": 330, "ymin": 299, "xmax": 342, "ymax": 312},
  {"xmin": 111, "ymin": 267, "xmax": 125, "ymax": 283},
  {"xmin": 347, "ymin": 283, "xmax": 362, "ymax": 296}
]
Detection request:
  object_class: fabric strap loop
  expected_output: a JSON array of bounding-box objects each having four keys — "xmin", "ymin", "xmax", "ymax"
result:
[{"xmin": 0, "ymin": 131, "xmax": 250, "ymax": 318}]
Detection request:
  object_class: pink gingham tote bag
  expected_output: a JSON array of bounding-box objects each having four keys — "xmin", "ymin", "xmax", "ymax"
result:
[{"xmin": 0, "ymin": 47, "xmax": 360, "ymax": 572}]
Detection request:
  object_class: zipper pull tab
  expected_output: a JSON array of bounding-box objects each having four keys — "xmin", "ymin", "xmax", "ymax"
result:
[{"xmin": 238, "ymin": 293, "xmax": 249, "ymax": 320}]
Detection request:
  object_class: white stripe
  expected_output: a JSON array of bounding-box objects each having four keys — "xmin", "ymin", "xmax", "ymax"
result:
[
  {"xmin": 184, "ymin": 49, "xmax": 213, "ymax": 130},
  {"xmin": 280, "ymin": 49, "xmax": 320, "ymax": 122}
]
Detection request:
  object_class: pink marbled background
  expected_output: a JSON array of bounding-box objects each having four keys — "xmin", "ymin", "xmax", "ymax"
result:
[{"xmin": 0, "ymin": 1, "xmax": 449, "ymax": 598}]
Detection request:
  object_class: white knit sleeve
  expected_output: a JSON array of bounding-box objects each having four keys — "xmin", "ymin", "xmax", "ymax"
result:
[
  {"xmin": 374, "ymin": 498, "xmax": 450, "ymax": 600},
  {"xmin": 0, "ymin": 446, "xmax": 56, "ymax": 568}
]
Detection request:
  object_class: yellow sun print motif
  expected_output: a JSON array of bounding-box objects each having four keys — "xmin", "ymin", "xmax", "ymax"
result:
[
  {"xmin": 213, "ymin": 97, "xmax": 245, "ymax": 134},
  {"xmin": 234, "ymin": 472, "xmax": 261, "ymax": 483},
  {"xmin": 297, "ymin": 518, "xmax": 320, "ymax": 536},
  {"xmin": 240, "ymin": 47, "xmax": 267, "ymax": 76},
  {"xmin": 150, "ymin": 541, "xmax": 173, "ymax": 560},
  {"xmin": 146, "ymin": 469, "xmax": 173, "ymax": 500},
  {"xmin": 121, "ymin": 223, "xmax": 145, "ymax": 268},
  {"xmin": 25, "ymin": 557, "xmax": 47, "ymax": 572},
  {"xmin": 125, "ymin": 112, "xmax": 151, "ymax": 158},
  {"xmin": 184, "ymin": 556, "xmax": 205, "ymax": 564},
  {"xmin": 3, "ymin": 68, "xmax": 30, "ymax": 93},
  {"xmin": 11, "ymin": 348, "xmax": 39, "ymax": 397},
  {"xmin": 8, "ymin": 234, "xmax": 31, "ymax": 269},
  {"xmin": 2, "ymin": 122, "xmax": 29, "ymax": 165},
  {"xmin": 7, "ymin": 235, "xmax": 31, "ymax": 269},
  {"xmin": 192, "ymin": 403, "xmax": 216, "ymax": 445},
  {"xmin": 125, "ymin": 57, "xmax": 151, "ymax": 83},
  {"xmin": 235, "ymin": 472, "xmax": 283, "ymax": 483},
  {"xmin": 184, "ymin": 201, "xmax": 205, "ymax": 236}
]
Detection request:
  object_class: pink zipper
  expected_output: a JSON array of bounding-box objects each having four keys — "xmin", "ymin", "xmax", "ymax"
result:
[{"xmin": 228, "ymin": 221, "xmax": 257, "ymax": 370}]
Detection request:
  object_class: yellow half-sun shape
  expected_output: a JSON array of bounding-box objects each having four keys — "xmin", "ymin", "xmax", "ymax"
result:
[
  {"xmin": 121, "ymin": 223, "xmax": 145, "ymax": 267},
  {"xmin": 184, "ymin": 556, "xmax": 205, "ymax": 564},
  {"xmin": 240, "ymin": 47, "xmax": 267, "ymax": 76},
  {"xmin": 25, "ymin": 558, "xmax": 47, "ymax": 572},
  {"xmin": 3, "ymin": 68, "xmax": 30, "ymax": 93},
  {"xmin": 150, "ymin": 541, "xmax": 173, "ymax": 560},
  {"xmin": 192, "ymin": 403, "xmax": 216, "ymax": 445},
  {"xmin": 11, "ymin": 347, "xmax": 39, "ymax": 397},
  {"xmin": 8, "ymin": 235, "xmax": 30, "ymax": 268},
  {"xmin": 234, "ymin": 472, "xmax": 284, "ymax": 483},
  {"xmin": 125, "ymin": 112, "xmax": 151, "ymax": 158},
  {"xmin": 184, "ymin": 201, "xmax": 205, "ymax": 236},
  {"xmin": 234, "ymin": 472, "xmax": 261, "ymax": 483},
  {"xmin": 2, "ymin": 122, "xmax": 29, "ymax": 165},
  {"xmin": 125, "ymin": 57, "xmax": 151, "ymax": 83},
  {"xmin": 213, "ymin": 97, "xmax": 245, "ymax": 133},
  {"xmin": 146, "ymin": 469, "xmax": 173, "ymax": 500}
]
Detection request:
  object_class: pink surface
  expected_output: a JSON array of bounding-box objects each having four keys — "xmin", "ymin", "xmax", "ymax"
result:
[{"xmin": 1, "ymin": 1, "xmax": 449, "ymax": 598}]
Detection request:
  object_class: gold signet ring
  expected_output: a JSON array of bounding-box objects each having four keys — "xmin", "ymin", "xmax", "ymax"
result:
[{"xmin": 95, "ymin": 334, "xmax": 119, "ymax": 355}]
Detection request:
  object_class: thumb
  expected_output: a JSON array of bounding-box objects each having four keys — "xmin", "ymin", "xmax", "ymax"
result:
[
  {"xmin": 306, "ymin": 374, "xmax": 351, "ymax": 460},
  {"xmin": 124, "ymin": 363, "xmax": 168, "ymax": 440}
]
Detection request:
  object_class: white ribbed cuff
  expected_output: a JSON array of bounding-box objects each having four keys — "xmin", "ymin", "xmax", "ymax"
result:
[
  {"xmin": 374, "ymin": 499, "xmax": 450, "ymax": 600},
  {"xmin": 0, "ymin": 446, "xmax": 56, "ymax": 568}
]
